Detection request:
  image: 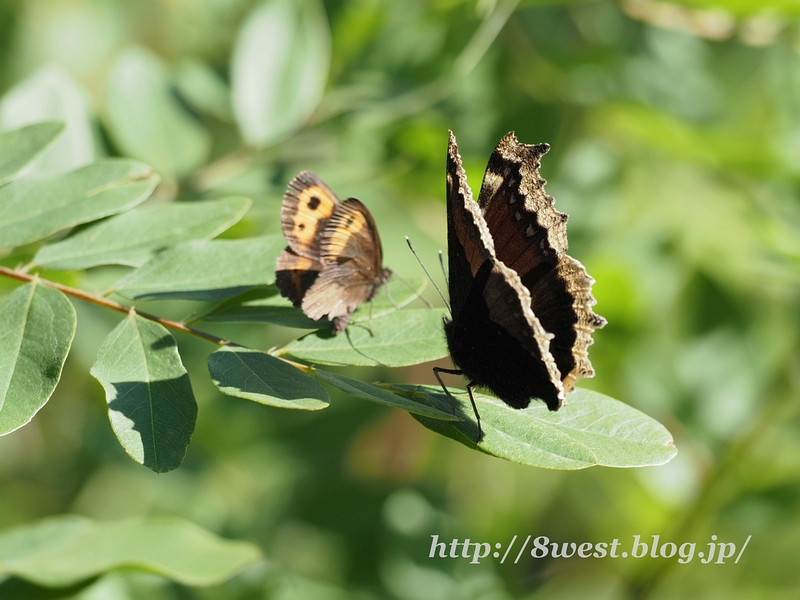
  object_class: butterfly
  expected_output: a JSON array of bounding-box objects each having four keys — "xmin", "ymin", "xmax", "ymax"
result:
[
  {"xmin": 436, "ymin": 131, "xmax": 606, "ymax": 439},
  {"xmin": 275, "ymin": 171, "xmax": 391, "ymax": 334}
]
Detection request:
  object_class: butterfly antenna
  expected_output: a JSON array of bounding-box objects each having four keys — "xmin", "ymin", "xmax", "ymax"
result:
[
  {"xmin": 405, "ymin": 236, "xmax": 450, "ymax": 312},
  {"xmin": 386, "ymin": 272, "xmax": 433, "ymax": 309},
  {"xmin": 438, "ymin": 250, "xmax": 449, "ymax": 288}
]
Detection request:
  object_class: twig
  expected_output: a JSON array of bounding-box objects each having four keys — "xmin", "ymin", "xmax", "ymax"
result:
[{"xmin": 3, "ymin": 265, "xmax": 234, "ymax": 349}]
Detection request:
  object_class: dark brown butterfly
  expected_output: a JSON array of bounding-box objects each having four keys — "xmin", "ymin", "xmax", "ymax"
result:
[
  {"xmin": 275, "ymin": 171, "xmax": 391, "ymax": 333},
  {"xmin": 437, "ymin": 131, "xmax": 606, "ymax": 438}
]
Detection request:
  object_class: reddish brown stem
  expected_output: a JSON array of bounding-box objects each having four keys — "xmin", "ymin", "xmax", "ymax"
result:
[{"xmin": 0, "ymin": 264, "xmax": 228, "ymax": 347}]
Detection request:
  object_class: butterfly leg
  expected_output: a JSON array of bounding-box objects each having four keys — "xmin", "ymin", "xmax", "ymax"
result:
[
  {"xmin": 366, "ymin": 300, "xmax": 375, "ymax": 337},
  {"xmin": 383, "ymin": 280, "xmax": 399, "ymax": 310},
  {"xmin": 433, "ymin": 367, "xmax": 460, "ymax": 414},
  {"xmin": 465, "ymin": 382, "xmax": 483, "ymax": 443},
  {"xmin": 433, "ymin": 367, "xmax": 483, "ymax": 444}
]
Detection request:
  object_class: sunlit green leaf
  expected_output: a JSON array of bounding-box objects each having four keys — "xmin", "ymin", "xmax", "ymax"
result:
[
  {"xmin": 34, "ymin": 196, "xmax": 252, "ymax": 270},
  {"xmin": 198, "ymin": 285, "xmax": 322, "ymax": 328},
  {"xmin": 112, "ymin": 236, "xmax": 284, "ymax": 301},
  {"xmin": 281, "ymin": 308, "xmax": 449, "ymax": 367},
  {"xmin": 90, "ymin": 313, "xmax": 197, "ymax": 473},
  {"xmin": 0, "ymin": 282, "xmax": 76, "ymax": 435},
  {"xmin": 0, "ymin": 65, "xmax": 96, "ymax": 176},
  {"xmin": 0, "ymin": 121, "xmax": 64, "ymax": 185},
  {"xmin": 0, "ymin": 515, "xmax": 261, "ymax": 587},
  {"xmin": 107, "ymin": 46, "xmax": 211, "ymax": 178},
  {"xmin": 389, "ymin": 385, "xmax": 677, "ymax": 469},
  {"xmin": 350, "ymin": 276, "xmax": 429, "ymax": 320},
  {"xmin": 316, "ymin": 370, "xmax": 459, "ymax": 420},
  {"xmin": 198, "ymin": 277, "xmax": 427, "ymax": 328},
  {"xmin": 0, "ymin": 159, "xmax": 158, "ymax": 249},
  {"xmin": 231, "ymin": 0, "xmax": 331, "ymax": 146},
  {"xmin": 209, "ymin": 346, "xmax": 329, "ymax": 410}
]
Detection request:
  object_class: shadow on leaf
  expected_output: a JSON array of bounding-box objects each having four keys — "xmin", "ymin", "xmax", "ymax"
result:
[{"xmin": 106, "ymin": 375, "xmax": 197, "ymax": 473}]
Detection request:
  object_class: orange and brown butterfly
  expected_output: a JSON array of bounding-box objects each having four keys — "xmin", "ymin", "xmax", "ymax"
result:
[{"xmin": 275, "ymin": 171, "xmax": 391, "ymax": 334}]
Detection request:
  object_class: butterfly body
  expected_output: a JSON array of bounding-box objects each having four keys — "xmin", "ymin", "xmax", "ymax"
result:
[
  {"xmin": 443, "ymin": 131, "xmax": 605, "ymax": 417},
  {"xmin": 275, "ymin": 171, "xmax": 390, "ymax": 333}
]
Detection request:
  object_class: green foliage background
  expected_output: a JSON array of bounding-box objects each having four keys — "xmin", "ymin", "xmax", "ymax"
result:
[{"xmin": 1, "ymin": 0, "xmax": 799, "ymax": 598}]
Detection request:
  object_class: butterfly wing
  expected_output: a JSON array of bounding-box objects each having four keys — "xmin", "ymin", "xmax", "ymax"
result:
[
  {"xmin": 301, "ymin": 199, "xmax": 388, "ymax": 333},
  {"xmin": 275, "ymin": 171, "xmax": 339, "ymax": 306},
  {"xmin": 477, "ymin": 132, "xmax": 606, "ymax": 391},
  {"xmin": 482, "ymin": 259, "xmax": 566, "ymax": 409},
  {"xmin": 280, "ymin": 171, "xmax": 341, "ymax": 260},
  {"xmin": 445, "ymin": 130, "xmax": 495, "ymax": 324},
  {"xmin": 275, "ymin": 248, "xmax": 323, "ymax": 307},
  {"xmin": 320, "ymin": 199, "xmax": 383, "ymax": 267}
]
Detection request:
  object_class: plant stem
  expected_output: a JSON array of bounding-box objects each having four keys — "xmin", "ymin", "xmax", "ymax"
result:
[
  {"xmin": 2, "ymin": 265, "xmax": 234, "ymax": 349},
  {"xmin": 0, "ymin": 265, "xmax": 316, "ymax": 373}
]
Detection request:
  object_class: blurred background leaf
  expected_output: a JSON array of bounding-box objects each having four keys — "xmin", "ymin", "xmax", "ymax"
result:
[
  {"xmin": 0, "ymin": 515, "xmax": 261, "ymax": 587},
  {"xmin": 0, "ymin": 66, "xmax": 97, "ymax": 176},
  {"xmin": 106, "ymin": 47, "xmax": 212, "ymax": 180},
  {"xmin": 231, "ymin": 0, "xmax": 331, "ymax": 146},
  {"xmin": 0, "ymin": 121, "xmax": 64, "ymax": 184}
]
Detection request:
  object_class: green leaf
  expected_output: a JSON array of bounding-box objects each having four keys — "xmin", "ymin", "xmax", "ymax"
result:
[
  {"xmin": 198, "ymin": 285, "xmax": 322, "ymax": 328},
  {"xmin": 208, "ymin": 346, "xmax": 329, "ymax": 410},
  {"xmin": 90, "ymin": 313, "xmax": 197, "ymax": 473},
  {"xmin": 0, "ymin": 515, "xmax": 261, "ymax": 587},
  {"xmin": 387, "ymin": 385, "xmax": 677, "ymax": 469},
  {"xmin": 0, "ymin": 282, "xmax": 76, "ymax": 435},
  {"xmin": 33, "ymin": 196, "xmax": 252, "ymax": 270},
  {"xmin": 349, "ymin": 276, "xmax": 429, "ymax": 321},
  {"xmin": 112, "ymin": 236, "xmax": 284, "ymax": 301},
  {"xmin": 198, "ymin": 277, "xmax": 428, "ymax": 328},
  {"xmin": 316, "ymin": 370, "xmax": 459, "ymax": 420},
  {"xmin": 231, "ymin": 0, "xmax": 331, "ymax": 146},
  {"xmin": 0, "ymin": 121, "xmax": 65, "ymax": 185},
  {"xmin": 175, "ymin": 59, "xmax": 234, "ymax": 122},
  {"xmin": 0, "ymin": 575, "xmax": 96, "ymax": 599},
  {"xmin": 0, "ymin": 65, "xmax": 97, "ymax": 176},
  {"xmin": 281, "ymin": 308, "xmax": 449, "ymax": 367},
  {"xmin": 0, "ymin": 159, "xmax": 159, "ymax": 249},
  {"xmin": 106, "ymin": 46, "xmax": 211, "ymax": 178}
]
